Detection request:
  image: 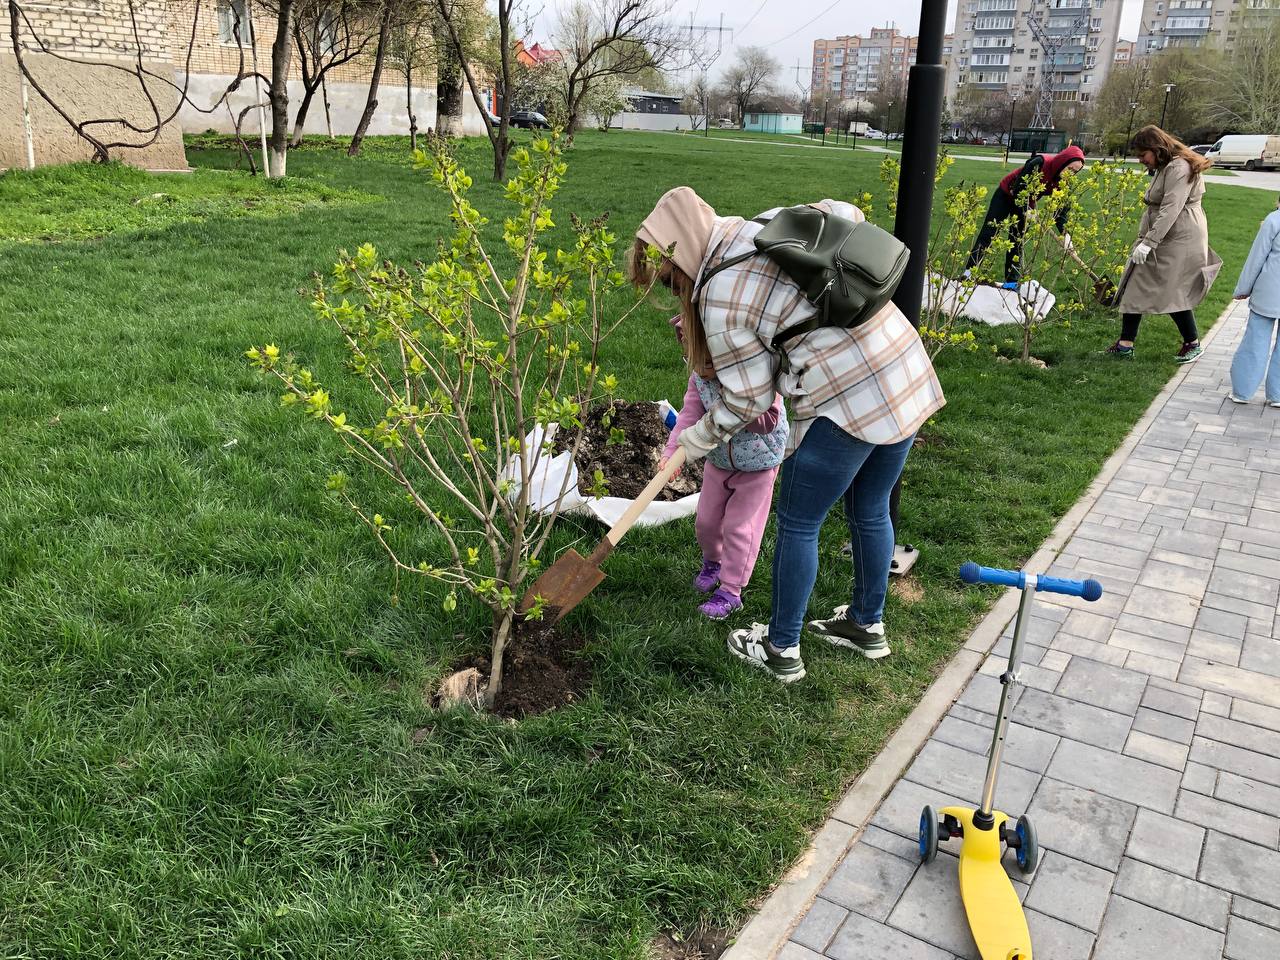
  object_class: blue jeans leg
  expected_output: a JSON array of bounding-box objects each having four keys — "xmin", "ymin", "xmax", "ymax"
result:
[
  {"xmin": 844, "ymin": 437, "xmax": 916, "ymax": 625},
  {"xmin": 1230, "ymin": 310, "xmax": 1280, "ymax": 401},
  {"xmin": 769, "ymin": 419, "xmax": 915, "ymax": 649}
]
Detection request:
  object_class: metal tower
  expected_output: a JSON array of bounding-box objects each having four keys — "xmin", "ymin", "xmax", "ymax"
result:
[{"xmin": 1027, "ymin": 1, "xmax": 1090, "ymax": 129}]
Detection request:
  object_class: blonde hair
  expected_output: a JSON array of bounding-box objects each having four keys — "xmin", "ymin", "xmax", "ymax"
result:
[
  {"xmin": 627, "ymin": 238, "xmax": 713, "ymax": 377},
  {"xmin": 1132, "ymin": 125, "xmax": 1212, "ymax": 180}
]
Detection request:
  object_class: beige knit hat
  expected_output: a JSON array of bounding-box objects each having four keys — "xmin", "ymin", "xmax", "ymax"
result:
[{"xmin": 636, "ymin": 186, "xmax": 717, "ymax": 280}]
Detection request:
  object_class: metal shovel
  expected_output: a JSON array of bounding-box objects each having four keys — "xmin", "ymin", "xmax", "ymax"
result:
[{"xmin": 518, "ymin": 446, "xmax": 688, "ymax": 623}]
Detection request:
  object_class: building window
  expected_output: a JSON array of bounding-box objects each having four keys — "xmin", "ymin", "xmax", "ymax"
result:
[{"xmin": 218, "ymin": 0, "xmax": 253, "ymax": 46}]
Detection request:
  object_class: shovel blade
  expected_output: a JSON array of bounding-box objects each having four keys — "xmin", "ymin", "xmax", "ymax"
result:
[{"xmin": 517, "ymin": 548, "xmax": 606, "ymax": 623}]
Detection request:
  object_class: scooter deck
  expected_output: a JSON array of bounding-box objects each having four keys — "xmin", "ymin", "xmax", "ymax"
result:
[{"xmin": 940, "ymin": 806, "xmax": 1032, "ymax": 960}]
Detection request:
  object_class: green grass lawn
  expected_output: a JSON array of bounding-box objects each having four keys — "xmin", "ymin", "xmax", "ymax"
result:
[{"xmin": 0, "ymin": 130, "xmax": 1267, "ymax": 959}]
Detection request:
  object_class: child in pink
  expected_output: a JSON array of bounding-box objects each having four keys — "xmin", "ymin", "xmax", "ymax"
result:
[{"xmin": 663, "ymin": 356, "xmax": 788, "ymax": 621}]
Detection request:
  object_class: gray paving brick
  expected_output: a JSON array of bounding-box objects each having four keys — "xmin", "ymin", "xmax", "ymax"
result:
[
  {"xmin": 1047, "ymin": 740, "xmax": 1181, "ymax": 813},
  {"xmin": 1024, "ymin": 907, "xmax": 1095, "ymax": 959},
  {"xmin": 930, "ymin": 716, "xmax": 1059, "ymax": 776},
  {"xmin": 1176, "ymin": 789, "xmax": 1280, "ymax": 850},
  {"xmin": 1241, "ymin": 635, "xmax": 1280, "ymax": 679},
  {"xmin": 1208, "ymin": 567, "xmax": 1280, "ymax": 608},
  {"xmin": 1132, "ymin": 705, "xmax": 1196, "ymax": 744},
  {"xmin": 1124, "ymin": 651, "xmax": 1183, "ymax": 681},
  {"xmin": 1188, "ymin": 630, "xmax": 1244, "ymax": 666},
  {"xmin": 870, "ymin": 778, "xmax": 967, "ymax": 841},
  {"xmin": 1195, "ymin": 605, "xmax": 1251, "ymax": 638},
  {"xmin": 1065, "ymin": 650, "xmax": 1150, "ymax": 704},
  {"xmin": 1190, "ymin": 736, "xmax": 1280, "ymax": 790},
  {"xmin": 904, "ymin": 739, "xmax": 1040, "ymax": 817},
  {"xmin": 1063, "ymin": 608, "xmax": 1118, "ymax": 642},
  {"xmin": 1123, "ymin": 584, "xmax": 1202, "ymax": 628},
  {"xmin": 825, "ymin": 909, "xmax": 952, "ymax": 960},
  {"xmin": 1227, "ymin": 916, "xmax": 1280, "ymax": 960},
  {"xmin": 1138, "ymin": 558, "xmax": 1212, "ymax": 596},
  {"xmin": 791, "ymin": 897, "xmax": 849, "ymax": 953},
  {"xmin": 1140, "ymin": 683, "xmax": 1202, "ymax": 720},
  {"xmin": 821, "ymin": 840, "xmax": 919, "ymax": 921},
  {"xmin": 859, "ymin": 824, "xmax": 923, "ymax": 862},
  {"xmin": 1140, "ymin": 486, "xmax": 1197, "ymax": 510},
  {"xmin": 1231, "ymin": 897, "xmax": 1280, "ymax": 932},
  {"xmin": 1200, "ymin": 831, "xmax": 1280, "ymax": 901},
  {"xmin": 1232, "ymin": 698, "xmax": 1280, "ymax": 733},
  {"xmin": 1151, "ymin": 548, "xmax": 1215, "ymax": 572},
  {"xmin": 1156, "ymin": 528, "xmax": 1224, "ymax": 559},
  {"xmin": 1114, "ymin": 856, "xmax": 1231, "ymax": 931},
  {"xmin": 1183, "ymin": 761, "xmax": 1219, "ymax": 794},
  {"xmin": 1201, "ymin": 590, "xmax": 1277, "ymax": 624},
  {"xmin": 1217, "ymin": 771, "xmax": 1280, "ymax": 818},
  {"xmin": 1093, "ymin": 895, "xmax": 1225, "ymax": 959},
  {"xmin": 1125, "ymin": 729, "xmax": 1190, "ymax": 769},
  {"xmin": 1039, "ymin": 649, "xmax": 1070, "ymax": 672},
  {"xmin": 947, "ymin": 703, "xmax": 994, "ymax": 727},
  {"xmin": 1225, "ymin": 522, "xmax": 1280, "ymax": 551},
  {"xmin": 1051, "ymin": 632, "xmax": 1129, "ymax": 667},
  {"xmin": 1116, "ymin": 612, "xmax": 1194, "ymax": 645},
  {"xmin": 1202, "ymin": 691, "xmax": 1233, "ymax": 716},
  {"xmin": 1198, "ymin": 713, "xmax": 1278, "ymax": 756},
  {"xmin": 1217, "ymin": 548, "xmax": 1280, "ymax": 582},
  {"xmin": 956, "ymin": 672, "xmax": 1022, "ymax": 715},
  {"xmin": 777, "ymin": 942, "xmax": 825, "ymax": 960},
  {"xmin": 885, "ymin": 856, "xmax": 983, "ymax": 959},
  {"xmin": 1126, "ymin": 808, "xmax": 1206, "ymax": 878},
  {"xmin": 1179, "ymin": 657, "xmax": 1280, "ymax": 711},
  {"xmin": 1014, "ymin": 687, "xmax": 1133, "ymax": 751},
  {"xmin": 1027, "ymin": 778, "xmax": 1137, "ymax": 871},
  {"xmin": 1111, "ymin": 628, "xmax": 1188, "ymax": 663},
  {"xmin": 1063, "ymin": 536, "xmax": 1150, "ymax": 571},
  {"xmin": 1023, "ymin": 851, "xmax": 1114, "ymax": 931}
]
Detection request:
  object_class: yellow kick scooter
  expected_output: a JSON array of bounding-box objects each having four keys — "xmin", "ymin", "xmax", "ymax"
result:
[{"xmin": 917, "ymin": 563, "xmax": 1103, "ymax": 960}]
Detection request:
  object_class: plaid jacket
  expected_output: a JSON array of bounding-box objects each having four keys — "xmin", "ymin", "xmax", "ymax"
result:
[{"xmin": 693, "ymin": 200, "xmax": 945, "ymax": 455}]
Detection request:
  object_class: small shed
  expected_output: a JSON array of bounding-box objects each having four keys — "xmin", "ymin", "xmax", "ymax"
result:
[{"xmin": 743, "ymin": 112, "xmax": 802, "ymax": 134}]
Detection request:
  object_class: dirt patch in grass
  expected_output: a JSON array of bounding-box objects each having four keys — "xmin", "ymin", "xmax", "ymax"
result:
[
  {"xmin": 435, "ymin": 618, "xmax": 591, "ymax": 719},
  {"xmin": 651, "ymin": 928, "xmax": 731, "ymax": 960},
  {"xmin": 890, "ymin": 575, "xmax": 926, "ymax": 604},
  {"xmin": 554, "ymin": 400, "xmax": 702, "ymax": 500}
]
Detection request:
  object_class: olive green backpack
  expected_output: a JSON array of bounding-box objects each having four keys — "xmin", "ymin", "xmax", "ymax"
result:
[{"xmin": 698, "ymin": 204, "xmax": 910, "ymax": 348}]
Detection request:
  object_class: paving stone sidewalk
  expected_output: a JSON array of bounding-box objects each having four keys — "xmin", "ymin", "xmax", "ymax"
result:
[{"xmin": 777, "ymin": 301, "xmax": 1280, "ymax": 960}]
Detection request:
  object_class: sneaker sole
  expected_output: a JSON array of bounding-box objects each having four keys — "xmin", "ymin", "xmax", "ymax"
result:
[
  {"xmin": 701, "ymin": 607, "xmax": 741, "ymax": 622},
  {"xmin": 726, "ymin": 639, "xmax": 806, "ymax": 683},
  {"xmin": 806, "ymin": 622, "xmax": 891, "ymax": 659},
  {"xmin": 1229, "ymin": 395, "xmax": 1248, "ymax": 404},
  {"xmin": 1175, "ymin": 353, "xmax": 1202, "ymax": 365}
]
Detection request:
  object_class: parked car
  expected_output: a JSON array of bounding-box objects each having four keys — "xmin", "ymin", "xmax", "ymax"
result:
[
  {"xmin": 1190, "ymin": 143, "xmax": 1213, "ymax": 155},
  {"xmin": 863, "ymin": 127, "xmax": 887, "ymax": 140},
  {"xmin": 1204, "ymin": 134, "xmax": 1280, "ymax": 170},
  {"xmin": 482, "ymin": 108, "xmax": 499, "ymax": 127},
  {"xmin": 716, "ymin": 118, "xmax": 736, "ymax": 128},
  {"xmin": 510, "ymin": 110, "xmax": 550, "ymax": 130}
]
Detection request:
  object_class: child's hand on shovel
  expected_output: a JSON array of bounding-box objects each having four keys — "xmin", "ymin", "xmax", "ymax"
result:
[{"xmin": 658, "ymin": 456, "xmax": 681, "ymax": 479}]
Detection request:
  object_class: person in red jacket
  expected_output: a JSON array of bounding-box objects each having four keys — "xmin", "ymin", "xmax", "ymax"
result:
[{"xmin": 965, "ymin": 145, "xmax": 1086, "ymax": 283}]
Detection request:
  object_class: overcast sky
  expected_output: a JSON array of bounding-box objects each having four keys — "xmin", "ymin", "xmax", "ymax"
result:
[{"xmin": 531, "ymin": 1, "xmax": 1145, "ymax": 84}]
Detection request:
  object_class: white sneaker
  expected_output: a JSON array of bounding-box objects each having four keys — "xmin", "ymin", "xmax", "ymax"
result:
[
  {"xmin": 1229, "ymin": 393, "xmax": 1249, "ymax": 404},
  {"xmin": 726, "ymin": 623, "xmax": 806, "ymax": 683},
  {"xmin": 1269, "ymin": 400, "xmax": 1280, "ymax": 408}
]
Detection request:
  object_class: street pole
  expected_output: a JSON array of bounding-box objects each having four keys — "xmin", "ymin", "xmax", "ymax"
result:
[
  {"xmin": 1159, "ymin": 82, "xmax": 1174, "ymax": 129},
  {"xmin": 852, "ymin": 101, "xmax": 860, "ymax": 150},
  {"xmin": 1004, "ymin": 96, "xmax": 1018, "ymax": 163},
  {"xmin": 886, "ymin": 0, "xmax": 948, "ymax": 575},
  {"xmin": 1125, "ymin": 100, "xmax": 1139, "ymax": 159},
  {"xmin": 887, "ymin": 100, "xmax": 895, "ymax": 142}
]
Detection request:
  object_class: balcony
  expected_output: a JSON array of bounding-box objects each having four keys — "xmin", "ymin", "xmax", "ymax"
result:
[{"xmin": 1163, "ymin": 24, "xmax": 1211, "ymax": 37}]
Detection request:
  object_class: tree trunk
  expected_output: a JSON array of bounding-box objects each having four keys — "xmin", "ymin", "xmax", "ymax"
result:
[
  {"xmin": 289, "ymin": 83, "xmax": 318, "ymax": 147},
  {"xmin": 436, "ymin": 51, "xmax": 464, "ymax": 138},
  {"xmin": 406, "ymin": 55, "xmax": 417, "ymax": 152},
  {"xmin": 347, "ymin": 4, "xmax": 393, "ymax": 156},
  {"xmin": 267, "ymin": 0, "xmax": 296, "ymax": 178},
  {"xmin": 322, "ymin": 75, "xmax": 334, "ymax": 138},
  {"xmin": 484, "ymin": 609, "xmax": 516, "ymax": 710}
]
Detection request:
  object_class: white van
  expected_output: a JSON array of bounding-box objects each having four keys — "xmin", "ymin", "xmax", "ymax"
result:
[{"xmin": 1204, "ymin": 134, "xmax": 1280, "ymax": 171}]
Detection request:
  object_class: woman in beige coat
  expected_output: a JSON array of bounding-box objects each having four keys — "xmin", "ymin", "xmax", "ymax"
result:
[{"xmin": 1106, "ymin": 125, "xmax": 1222, "ymax": 363}]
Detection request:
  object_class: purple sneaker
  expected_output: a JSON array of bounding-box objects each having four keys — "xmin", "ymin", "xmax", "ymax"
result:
[
  {"xmin": 699, "ymin": 588, "xmax": 742, "ymax": 621},
  {"xmin": 693, "ymin": 560, "xmax": 721, "ymax": 594}
]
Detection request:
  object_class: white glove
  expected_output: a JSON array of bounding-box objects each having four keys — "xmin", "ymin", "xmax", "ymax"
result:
[
  {"xmin": 1061, "ymin": 232, "xmax": 1073, "ymax": 251},
  {"xmin": 676, "ymin": 418, "xmax": 718, "ymax": 462},
  {"xmin": 1130, "ymin": 242, "xmax": 1153, "ymax": 265}
]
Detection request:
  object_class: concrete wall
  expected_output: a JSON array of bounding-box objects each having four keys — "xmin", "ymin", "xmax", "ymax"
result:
[
  {"xmin": 0, "ymin": 50, "xmax": 188, "ymax": 170},
  {"xmin": 178, "ymin": 74, "xmax": 490, "ymax": 138},
  {"xmin": 610, "ymin": 112, "xmax": 685, "ymax": 132}
]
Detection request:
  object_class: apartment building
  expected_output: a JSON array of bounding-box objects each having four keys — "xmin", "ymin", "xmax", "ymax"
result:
[
  {"xmin": 1114, "ymin": 38, "xmax": 1135, "ymax": 62},
  {"xmin": 1136, "ymin": 0, "xmax": 1279, "ymax": 54},
  {"xmin": 947, "ymin": 0, "xmax": 1124, "ymax": 112},
  {"xmin": 812, "ymin": 28, "xmax": 945, "ymax": 101}
]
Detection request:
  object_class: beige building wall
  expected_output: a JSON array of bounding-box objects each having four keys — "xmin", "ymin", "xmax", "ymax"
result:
[
  {"xmin": 947, "ymin": 0, "xmax": 1124, "ymax": 114},
  {"xmin": 1136, "ymin": 0, "xmax": 1279, "ymax": 55},
  {"xmin": 1, "ymin": 0, "xmax": 187, "ymax": 169}
]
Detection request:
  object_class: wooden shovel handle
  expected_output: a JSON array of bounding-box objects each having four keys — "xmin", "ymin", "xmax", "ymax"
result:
[
  {"xmin": 1059, "ymin": 235, "xmax": 1101, "ymax": 283},
  {"xmin": 585, "ymin": 447, "xmax": 688, "ymax": 565}
]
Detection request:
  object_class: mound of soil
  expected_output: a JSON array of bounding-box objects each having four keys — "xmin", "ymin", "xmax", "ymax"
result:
[
  {"xmin": 554, "ymin": 401, "xmax": 702, "ymax": 500},
  {"xmin": 652, "ymin": 928, "xmax": 731, "ymax": 960},
  {"xmin": 435, "ymin": 618, "xmax": 590, "ymax": 719}
]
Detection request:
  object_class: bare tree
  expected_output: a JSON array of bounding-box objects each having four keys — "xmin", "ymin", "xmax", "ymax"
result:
[
  {"xmin": 289, "ymin": 0, "xmax": 380, "ymax": 146},
  {"xmin": 347, "ymin": 0, "xmax": 394, "ymax": 155},
  {"xmin": 682, "ymin": 70, "xmax": 709, "ymax": 131},
  {"xmin": 720, "ymin": 45, "xmax": 778, "ymax": 127},
  {"xmin": 6, "ymin": 0, "xmax": 253, "ymax": 167},
  {"xmin": 388, "ymin": 5, "xmax": 437, "ymax": 151},
  {"xmin": 550, "ymin": 0, "xmax": 682, "ymax": 134},
  {"xmin": 1209, "ymin": 18, "xmax": 1280, "ymax": 135}
]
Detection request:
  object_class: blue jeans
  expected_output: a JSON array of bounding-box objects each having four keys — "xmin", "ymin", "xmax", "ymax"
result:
[
  {"xmin": 1230, "ymin": 310, "xmax": 1280, "ymax": 403},
  {"xmin": 769, "ymin": 418, "xmax": 916, "ymax": 649}
]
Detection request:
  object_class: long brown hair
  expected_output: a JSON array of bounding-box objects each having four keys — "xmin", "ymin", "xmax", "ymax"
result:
[
  {"xmin": 1131, "ymin": 125, "xmax": 1212, "ymax": 180},
  {"xmin": 627, "ymin": 238, "xmax": 713, "ymax": 376}
]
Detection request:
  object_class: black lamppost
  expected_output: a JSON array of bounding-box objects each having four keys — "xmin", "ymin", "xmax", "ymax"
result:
[
  {"xmin": 887, "ymin": 99, "xmax": 896, "ymax": 140},
  {"xmin": 852, "ymin": 100, "xmax": 861, "ymax": 150},
  {"xmin": 887, "ymin": 0, "xmax": 948, "ymax": 573},
  {"xmin": 1125, "ymin": 99, "xmax": 1139, "ymax": 159},
  {"xmin": 1159, "ymin": 82, "xmax": 1175, "ymax": 129},
  {"xmin": 1004, "ymin": 95, "xmax": 1019, "ymax": 163}
]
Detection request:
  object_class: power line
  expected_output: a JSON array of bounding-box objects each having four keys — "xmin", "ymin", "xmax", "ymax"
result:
[
  {"xmin": 736, "ymin": 0, "xmax": 770, "ymax": 40},
  {"xmin": 768, "ymin": 0, "xmax": 842, "ymax": 47}
]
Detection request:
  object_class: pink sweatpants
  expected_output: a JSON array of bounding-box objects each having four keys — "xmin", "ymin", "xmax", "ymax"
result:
[{"xmin": 696, "ymin": 461, "xmax": 779, "ymax": 595}]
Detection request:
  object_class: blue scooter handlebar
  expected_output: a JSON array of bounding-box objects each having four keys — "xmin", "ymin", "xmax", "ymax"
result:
[{"xmin": 959, "ymin": 562, "xmax": 1103, "ymax": 602}]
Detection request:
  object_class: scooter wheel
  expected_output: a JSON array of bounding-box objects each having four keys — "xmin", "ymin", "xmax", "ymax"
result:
[
  {"xmin": 919, "ymin": 805, "xmax": 939, "ymax": 863},
  {"xmin": 1014, "ymin": 815, "xmax": 1039, "ymax": 874}
]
